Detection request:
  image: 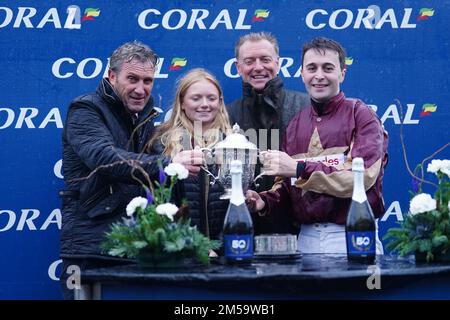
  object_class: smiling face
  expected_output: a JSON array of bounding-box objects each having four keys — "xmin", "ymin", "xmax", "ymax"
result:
[
  {"xmin": 301, "ymin": 48, "xmax": 346, "ymax": 103},
  {"xmin": 108, "ymin": 59, "xmax": 155, "ymax": 114},
  {"xmin": 236, "ymin": 39, "xmax": 279, "ymax": 91},
  {"xmin": 181, "ymin": 79, "xmax": 221, "ymax": 130}
]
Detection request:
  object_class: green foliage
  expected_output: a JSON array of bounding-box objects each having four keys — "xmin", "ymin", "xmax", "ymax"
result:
[
  {"xmin": 101, "ymin": 166, "xmax": 221, "ymax": 265},
  {"xmin": 384, "ymin": 163, "xmax": 450, "ymax": 262},
  {"xmin": 102, "ymin": 215, "xmax": 221, "ymax": 264}
]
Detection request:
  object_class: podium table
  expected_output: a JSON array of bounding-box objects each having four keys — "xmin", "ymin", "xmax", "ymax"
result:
[{"xmin": 78, "ymin": 254, "xmax": 450, "ymax": 300}]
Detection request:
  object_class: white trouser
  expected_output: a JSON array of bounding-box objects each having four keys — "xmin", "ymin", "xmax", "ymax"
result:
[{"xmin": 297, "ymin": 222, "xmax": 384, "ymax": 254}]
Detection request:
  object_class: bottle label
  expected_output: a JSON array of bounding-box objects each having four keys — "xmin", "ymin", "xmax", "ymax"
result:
[
  {"xmin": 346, "ymin": 231, "xmax": 375, "ymax": 255},
  {"xmin": 224, "ymin": 234, "xmax": 253, "ymax": 259}
]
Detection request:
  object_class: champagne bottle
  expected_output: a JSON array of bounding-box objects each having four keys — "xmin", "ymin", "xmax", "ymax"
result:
[
  {"xmin": 223, "ymin": 160, "xmax": 254, "ymax": 263},
  {"xmin": 345, "ymin": 157, "xmax": 376, "ymax": 263}
]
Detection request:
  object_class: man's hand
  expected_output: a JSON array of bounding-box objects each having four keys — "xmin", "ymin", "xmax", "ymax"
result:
[
  {"xmin": 245, "ymin": 190, "xmax": 265, "ymax": 213},
  {"xmin": 172, "ymin": 148, "xmax": 204, "ymax": 176},
  {"xmin": 260, "ymin": 150, "xmax": 297, "ymax": 177}
]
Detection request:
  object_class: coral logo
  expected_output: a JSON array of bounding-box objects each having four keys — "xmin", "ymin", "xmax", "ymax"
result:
[
  {"xmin": 417, "ymin": 8, "xmax": 434, "ymax": 21},
  {"xmin": 420, "ymin": 103, "xmax": 437, "ymax": 117},
  {"xmin": 305, "ymin": 7, "xmax": 418, "ymax": 29},
  {"xmin": 0, "ymin": 6, "xmax": 100, "ymax": 29},
  {"xmin": 169, "ymin": 58, "xmax": 187, "ymax": 71},
  {"xmin": 0, "ymin": 107, "xmax": 63, "ymax": 129},
  {"xmin": 252, "ymin": 9, "xmax": 269, "ymax": 22},
  {"xmin": 368, "ymin": 101, "xmax": 441, "ymax": 125},
  {"xmin": 0, "ymin": 208, "xmax": 61, "ymax": 232},
  {"xmin": 345, "ymin": 57, "xmax": 353, "ymax": 66},
  {"xmin": 137, "ymin": 9, "xmax": 252, "ymax": 30},
  {"xmin": 82, "ymin": 8, "xmax": 100, "ymax": 21},
  {"xmin": 51, "ymin": 56, "xmax": 171, "ymax": 79}
]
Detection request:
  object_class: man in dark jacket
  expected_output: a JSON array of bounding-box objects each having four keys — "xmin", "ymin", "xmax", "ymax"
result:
[
  {"xmin": 227, "ymin": 32, "xmax": 309, "ymax": 235},
  {"xmin": 60, "ymin": 41, "xmax": 203, "ymax": 299}
]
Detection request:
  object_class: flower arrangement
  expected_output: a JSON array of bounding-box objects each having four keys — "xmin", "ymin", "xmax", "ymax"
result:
[
  {"xmin": 101, "ymin": 163, "xmax": 221, "ymax": 266},
  {"xmin": 384, "ymin": 159, "xmax": 450, "ymax": 262}
]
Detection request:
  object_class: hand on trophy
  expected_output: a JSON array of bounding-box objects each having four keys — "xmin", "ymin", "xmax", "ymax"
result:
[
  {"xmin": 245, "ymin": 190, "xmax": 266, "ymax": 213},
  {"xmin": 172, "ymin": 147, "xmax": 204, "ymax": 176},
  {"xmin": 260, "ymin": 150, "xmax": 298, "ymax": 177}
]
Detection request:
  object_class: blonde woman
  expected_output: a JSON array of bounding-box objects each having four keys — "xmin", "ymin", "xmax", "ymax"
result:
[{"xmin": 148, "ymin": 68, "xmax": 231, "ymax": 243}]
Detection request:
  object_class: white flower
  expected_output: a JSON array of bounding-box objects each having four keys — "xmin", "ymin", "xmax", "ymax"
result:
[
  {"xmin": 427, "ymin": 159, "xmax": 450, "ymax": 176},
  {"xmin": 164, "ymin": 163, "xmax": 189, "ymax": 180},
  {"xmin": 427, "ymin": 159, "xmax": 442, "ymax": 173},
  {"xmin": 409, "ymin": 193, "xmax": 437, "ymax": 215},
  {"xmin": 155, "ymin": 203, "xmax": 179, "ymax": 221},
  {"xmin": 126, "ymin": 196, "xmax": 148, "ymax": 216}
]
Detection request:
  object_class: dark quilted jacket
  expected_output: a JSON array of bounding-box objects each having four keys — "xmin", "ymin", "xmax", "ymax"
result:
[
  {"xmin": 227, "ymin": 76, "xmax": 309, "ymax": 147},
  {"xmin": 60, "ymin": 78, "xmax": 169, "ymax": 259},
  {"xmin": 150, "ymin": 140, "xmax": 229, "ymax": 241}
]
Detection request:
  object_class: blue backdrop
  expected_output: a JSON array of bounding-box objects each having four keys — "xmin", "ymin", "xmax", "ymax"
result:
[{"xmin": 0, "ymin": 0, "xmax": 449, "ymax": 299}]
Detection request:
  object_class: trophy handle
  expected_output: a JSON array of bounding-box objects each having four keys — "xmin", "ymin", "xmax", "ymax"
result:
[
  {"xmin": 252, "ymin": 148, "xmax": 268, "ymax": 188},
  {"xmin": 199, "ymin": 147, "xmax": 212, "ymax": 154},
  {"xmin": 199, "ymin": 148, "xmax": 218, "ymax": 185},
  {"xmin": 201, "ymin": 166, "xmax": 218, "ymax": 185},
  {"xmin": 253, "ymin": 172, "xmax": 266, "ymax": 189}
]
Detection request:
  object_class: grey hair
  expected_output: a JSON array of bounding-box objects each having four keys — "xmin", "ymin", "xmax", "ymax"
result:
[
  {"xmin": 109, "ymin": 40, "xmax": 159, "ymax": 73},
  {"xmin": 234, "ymin": 32, "xmax": 279, "ymax": 59}
]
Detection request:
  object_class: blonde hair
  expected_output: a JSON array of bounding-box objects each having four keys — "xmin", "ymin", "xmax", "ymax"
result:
[{"xmin": 149, "ymin": 68, "xmax": 231, "ymax": 157}]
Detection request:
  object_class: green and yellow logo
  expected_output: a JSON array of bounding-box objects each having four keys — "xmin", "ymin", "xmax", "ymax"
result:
[
  {"xmin": 417, "ymin": 8, "xmax": 434, "ymax": 21},
  {"xmin": 345, "ymin": 57, "xmax": 353, "ymax": 66},
  {"xmin": 252, "ymin": 9, "xmax": 269, "ymax": 22},
  {"xmin": 83, "ymin": 8, "xmax": 100, "ymax": 21},
  {"xmin": 169, "ymin": 58, "xmax": 187, "ymax": 71},
  {"xmin": 420, "ymin": 103, "xmax": 437, "ymax": 117}
]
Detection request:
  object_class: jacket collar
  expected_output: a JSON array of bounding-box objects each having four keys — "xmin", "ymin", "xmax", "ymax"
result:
[
  {"xmin": 242, "ymin": 76, "xmax": 283, "ymax": 98},
  {"xmin": 242, "ymin": 76, "xmax": 284, "ymax": 107},
  {"xmin": 97, "ymin": 78, "xmax": 157, "ymax": 124},
  {"xmin": 310, "ymin": 91, "xmax": 345, "ymax": 116}
]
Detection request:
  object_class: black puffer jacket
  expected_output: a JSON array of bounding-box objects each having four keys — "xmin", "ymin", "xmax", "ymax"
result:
[
  {"xmin": 150, "ymin": 141, "xmax": 229, "ymax": 241},
  {"xmin": 227, "ymin": 77, "xmax": 309, "ymax": 234},
  {"xmin": 60, "ymin": 78, "xmax": 169, "ymax": 259},
  {"xmin": 227, "ymin": 76, "xmax": 309, "ymax": 148},
  {"xmin": 176, "ymin": 170, "xmax": 229, "ymax": 241}
]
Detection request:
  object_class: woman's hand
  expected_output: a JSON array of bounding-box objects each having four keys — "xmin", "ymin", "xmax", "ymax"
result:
[{"xmin": 172, "ymin": 148, "xmax": 204, "ymax": 176}]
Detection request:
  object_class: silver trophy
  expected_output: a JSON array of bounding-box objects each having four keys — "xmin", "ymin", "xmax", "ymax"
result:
[{"xmin": 202, "ymin": 124, "xmax": 262, "ymax": 199}]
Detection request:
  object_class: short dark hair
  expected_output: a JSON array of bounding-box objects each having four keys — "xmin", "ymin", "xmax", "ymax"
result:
[
  {"xmin": 301, "ymin": 37, "xmax": 346, "ymax": 70},
  {"xmin": 109, "ymin": 40, "xmax": 159, "ymax": 73}
]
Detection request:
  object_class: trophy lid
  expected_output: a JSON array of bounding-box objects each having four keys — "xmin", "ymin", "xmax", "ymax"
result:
[{"xmin": 214, "ymin": 123, "xmax": 257, "ymax": 150}]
